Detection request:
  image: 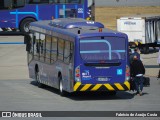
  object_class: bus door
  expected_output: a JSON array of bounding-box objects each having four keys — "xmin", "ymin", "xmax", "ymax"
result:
[{"xmin": 78, "ymin": 37, "xmax": 127, "ymax": 85}]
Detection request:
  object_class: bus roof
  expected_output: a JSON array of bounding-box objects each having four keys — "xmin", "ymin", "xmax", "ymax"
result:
[{"xmin": 30, "ymin": 18, "xmax": 126, "ymax": 38}]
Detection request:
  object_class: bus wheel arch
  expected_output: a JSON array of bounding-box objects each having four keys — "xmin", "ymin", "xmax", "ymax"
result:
[
  {"xmin": 58, "ymin": 72, "xmax": 65, "ymax": 96},
  {"xmin": 19, "ymin": 17, "xmax": 37, "ymax": 33}
]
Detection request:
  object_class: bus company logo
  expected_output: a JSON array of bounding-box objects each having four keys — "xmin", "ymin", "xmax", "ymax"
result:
[
  {"xmin": 82, "ymin": 70, "xmax": 91, "ymax": 80},
  {"xmin": 124, "ymin": 21, "xmax": 136, "ymax": 25},
  {"xmin": 78, "ymin": 8, "xmax": 83, "ymax": 13}
]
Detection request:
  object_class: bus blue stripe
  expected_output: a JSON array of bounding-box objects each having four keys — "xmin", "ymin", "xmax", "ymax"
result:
[
  {"xmin": 16, "ymin": 9, "xmax": 18, "ymax": 28},
  {"xmin": 36, "ymin": 5, "xmax": 39, "ymax": 20},
  {"xmin": 83, "ymin": 4, "xmax": 85, "ymax": 18},
  {"xmin": 10, "ymin": 12, "xmax": 38, "ymax": 19},
  {"xmin": 75, "ymin": 5, "xmax": 78, "ymax": 9},
  {"xmin": 80, "ymin": 50, "xmax": 125, "ymax": 54},
  {"xmin": 63, "ymin": 5, "xmax": 66, "ymax": 18},
  {"xmin": 55, "ymin": 5, "xmax": 58, "ymax": 18}
]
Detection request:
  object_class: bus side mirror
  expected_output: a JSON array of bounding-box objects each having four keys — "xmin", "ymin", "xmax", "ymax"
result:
[{"xmin": 24, "ymin": 34, "xmax": 31, "ymax": 52}]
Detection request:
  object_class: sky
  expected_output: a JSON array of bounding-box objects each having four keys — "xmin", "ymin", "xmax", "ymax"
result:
[{"xmin": 95, "ymin": 0, "xmax": 160, "ymax": 6}]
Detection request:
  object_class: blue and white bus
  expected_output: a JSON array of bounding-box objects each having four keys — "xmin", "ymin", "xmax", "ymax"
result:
[
  {"xmin": 0, "ymin": 0, "xmax": 95, "ymax": 33},
  {"xmin": 26, "ymin": 18, "xmax": 130, "ymax": 96}
]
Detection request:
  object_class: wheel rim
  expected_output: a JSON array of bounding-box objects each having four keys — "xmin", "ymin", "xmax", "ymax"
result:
[
  {"xmin": 59, "ymin": 79, "xmax": 63, "ymax": 93},
  {"xmin": 24, "ymin": 22, "xmax": 30, "ymax": 32}
]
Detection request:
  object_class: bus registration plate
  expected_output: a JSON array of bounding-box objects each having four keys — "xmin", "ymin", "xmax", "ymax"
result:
[{"xmin": 98, "ymin": 77, "xmax": 110, "ymax": 81}]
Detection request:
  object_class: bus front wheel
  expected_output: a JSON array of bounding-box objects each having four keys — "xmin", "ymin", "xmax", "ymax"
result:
[
  {"xmin": 59, "ymin": 76, "xmax": 65, "ymax": 96},
  {"xmin": 20, "ymin": 18, "xmax": 36, "ymax": 33}
]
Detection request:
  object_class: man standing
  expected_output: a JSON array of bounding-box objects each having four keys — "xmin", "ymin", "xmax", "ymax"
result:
[
  {"xmin": 130, "ymin": 55, "xmax": 145, "ymax": 96},
  {"xmin": 129, "ymin": 47, "xmax": 141, "ymax": 64}
]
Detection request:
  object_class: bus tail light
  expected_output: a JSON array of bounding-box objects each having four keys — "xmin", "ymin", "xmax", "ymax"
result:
[
  {"xmin": 75, "ymin": 66, "xmax": 81, "ymax": 82},
  {"xmin": 125, "ymin": 65, "xmax": 130, "ymax": 81}
]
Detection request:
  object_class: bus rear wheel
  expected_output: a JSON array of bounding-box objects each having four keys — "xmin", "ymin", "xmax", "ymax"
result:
[
  {"xmin": 59, "ymin": 76, "xmax": 65, "ymax": 96},
  {"xmin": 20, "ymin": 18, "xmax": 36, "ymax": 33}
]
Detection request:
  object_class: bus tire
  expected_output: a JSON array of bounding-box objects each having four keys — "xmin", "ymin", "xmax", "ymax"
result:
[
  {"xmin": 20, "ymin": 18, "xmax": 36, "ymax": 33},
  {"xmin": 59, "ymin": 76, "xmax": 65, "ymax": 96},
  {"xmin": 35, "ymin": 70, "xmax": 44, "ymax": 88}
]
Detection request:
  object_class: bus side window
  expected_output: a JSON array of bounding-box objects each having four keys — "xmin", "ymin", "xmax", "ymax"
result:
[
  {"xmin": 66, "ymin": 0, "xmax": 81, "ymax": 4},
  {"xmin": 45, "ymin": 35, "xmax": 52, "ymax": 64},
  {"xmin": 0, "ymin": 0, "xmax": 12, "ymax": 10},
  {"xmin": 29, "ymin": 0, "xmax": 49, "ymax": 4},
  {"xmin": 64, "ymin": 41, "xmax": 71, "ymax": 64},
  {"xmin": 58, "ymin": 0, "xmax": 65, "ymax": 3},
  {"xmin": 51, "ymin": 37, "xmax": 58, "ymax": 63},
  {"xmin": 40, "ymin": 34, "xmax": 46, "ymax": 62},
  {"xmin": 49, "ymin": 0, "xmax": 58, "ymax": 3},
  {"xmin": 58, "ymin": 39, "xmax": 64, "ymax": 61},
  {"xmin": 27, "ymin": 34, "xmax": 34, "ymax": 63},
  {"xmin": 70, "ymin": 42, "xmax": 74, "ymax": 62},
  {"xmin": 40, "ymin": 0, "xmax": 49, "ymax": 3},
  {"xmin": 33, "ymin": 32, "xmax": 40, "ymax": 60}
]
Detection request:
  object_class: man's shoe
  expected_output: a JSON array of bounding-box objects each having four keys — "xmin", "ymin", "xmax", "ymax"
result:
[
  {"xmin": 136, "ymin": 92, "xmax": 139, "ymax": 95},
  {"xmin": 139, "ymin": 91, "xmax": 143, "ymax": 96}
]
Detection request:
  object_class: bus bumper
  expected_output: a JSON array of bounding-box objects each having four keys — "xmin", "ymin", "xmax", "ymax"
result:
[{"xmin": 73, "ymin": 81, "xmax": 130, "ymax": 92}]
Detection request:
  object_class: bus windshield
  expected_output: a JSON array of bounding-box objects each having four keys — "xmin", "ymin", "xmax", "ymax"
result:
[{"xmin": 80, "ymin": 37, "xmax": 126, "ymax": 62}]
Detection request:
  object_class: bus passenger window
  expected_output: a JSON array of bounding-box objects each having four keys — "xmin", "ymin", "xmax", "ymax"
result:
[
  {"xmin": 51, "ymin": 37, "xmax": 57, "ymax": 63},
  {"xmin": 49, "ymin": 0, "xmax": 58, "ymax": 3},
  {"xmin": 70, "ymin": 42, "xmax": 74, "ymax": 62},
  {"xmin": 12, "ymin": 0, "xmax": 25, "ymax": 8},
  {"xmin": 33, "ymin": 33, "xmax": 40, "ymax": 60},
  {"xmin": 40, "ymin": 0, "xmax": 49, "ymax": 3},
  {"xmin": 66, "ymin": 0, "xmax": 81, "ymax": 4},
  {"xmin": 0, "ymin": 0, "xmax": 12, "ymax": 9},
  {"xmin": 58, "ymin": 0, "xmax": 65, "ymax": 3},
  {"xmin": 45, "ymin": 35, "xmax": 52, "ymax": 63},
  {"xmin": 58, "ymin": 39, "xmax": 64, "ymax": 61},
  {"xmin": 40, "ymin": 34, "xmax": 46, "ymax": 62},
  {"xmin": 28, "ymin": 34, "xmax": 34, "ymax": 63},
  {"xmin": 64, "ymin": 41, "xmax": 70, "ymax": 64}
]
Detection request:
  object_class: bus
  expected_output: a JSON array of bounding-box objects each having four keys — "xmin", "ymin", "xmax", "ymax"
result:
[
  {"xmin": 0, "ymin": 0, "xmax": 95, "ymax": 33},
  {"xmin": 25, "ymin": 18, "xmax": 130, "ymax": 96}
]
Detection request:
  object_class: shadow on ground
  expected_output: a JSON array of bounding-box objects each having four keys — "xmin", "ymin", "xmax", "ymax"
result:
[{"xmin": 30, "ymin": 81, "xmax": 135, "ymax": 101}]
